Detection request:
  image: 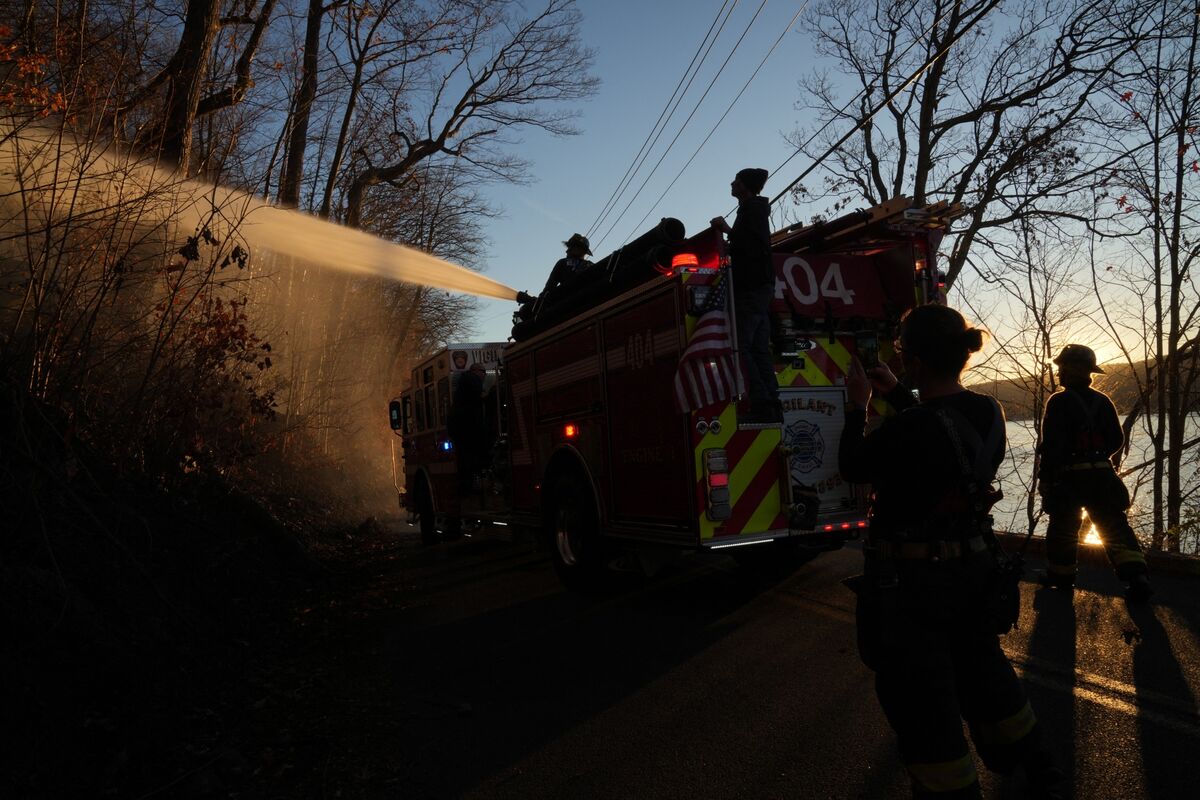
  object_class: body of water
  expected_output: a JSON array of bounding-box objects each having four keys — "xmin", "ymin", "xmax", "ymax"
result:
[{"xmin": 991, "ymin": 413, "xmax": 1199, "ymax": 554}]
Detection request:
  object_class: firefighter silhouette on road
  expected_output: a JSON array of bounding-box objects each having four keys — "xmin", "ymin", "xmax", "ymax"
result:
[
  {"xmin": 1036, "ymin": 344, "xmax": 1153, "ymax": 602},
  {"xmin": 840, "ymin": 305, "xmax": 1064, "ymax": 799},
  {"xmin": 448, "ymin": 362, "xmax": 487, "ymax": 490}
]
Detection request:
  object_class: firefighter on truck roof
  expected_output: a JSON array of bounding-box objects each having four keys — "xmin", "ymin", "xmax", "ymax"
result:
[
  {"xmin": 541, "ymin": 233, "xmax": 594, "ymax": 299},
  {"xmin": 1036, "ymin": 344, "xmax": 1153, "ymax": 601},
  {"xmin": 840, "ymin": 305, "xmax": 1064, "ymax": 799}
]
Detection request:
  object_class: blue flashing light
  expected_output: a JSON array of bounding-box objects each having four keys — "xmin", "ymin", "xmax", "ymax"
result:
[{"xmin": 441, "ymin": 441, "xmax": 453, "ymax": 451}]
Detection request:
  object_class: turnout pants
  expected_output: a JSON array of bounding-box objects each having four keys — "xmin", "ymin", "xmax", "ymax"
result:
[
  {"xmin": 1043, "ymin": 466, "xmax": 1147, "ymax": 581},
  {"xmin": 857, "ymin": 552, "xmax": 1042, "ymax": 797},
  {"xmin": 733, "ymin": 284, "xmax": 778, "ymax": 406}
]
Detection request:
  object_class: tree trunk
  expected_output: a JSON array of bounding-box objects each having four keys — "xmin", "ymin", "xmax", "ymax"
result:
[
  {"xmin": 279, "ymin": 0, "xmax": 324, "ymax": 207},
  {"xmin": 159, "ymin": 0, "xmax": 222, "ymax": 171}
]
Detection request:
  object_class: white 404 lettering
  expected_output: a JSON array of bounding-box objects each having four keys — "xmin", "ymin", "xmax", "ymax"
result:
[{"xmin": 778, "ymin": 257, "xmax": 856, "ymax": 306}]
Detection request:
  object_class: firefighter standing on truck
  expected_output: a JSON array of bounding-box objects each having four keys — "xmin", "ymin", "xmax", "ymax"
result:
[
  {"xmin": 710, "ymin": 167, "xmax": 780, "ymax": 423},
  {"xmin": 1036, "ymin": 344, "xmax": 1153, "ymax": 602},
  {"xmin": 840, "ymin": 305, "xmax": 1063, "ymax": 799}
]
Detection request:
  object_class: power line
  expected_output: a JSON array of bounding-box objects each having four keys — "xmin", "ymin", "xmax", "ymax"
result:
[
  {"xmin": 584, "ymin": 0, "xmax": 739, "ymax": 240},
  {"xmin": 625, "ymin": 0, "xmax": 812, "ymax": 238},
  {"xmin": 594, "ymin": 0, "xmax": 772, "ymax": 251}
]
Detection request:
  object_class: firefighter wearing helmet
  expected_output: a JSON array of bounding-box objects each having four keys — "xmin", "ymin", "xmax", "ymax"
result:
[
  {"xmin": 1036, "ymin": 344, "xmax": 1153, "ymax": 601},
  {"xmin": 540, "ymin": 233, "xmax": 594, "ymax": 299},
  {"xmin": 841, "ymin": 305, "xmax": 1063, "ymax": 799}
]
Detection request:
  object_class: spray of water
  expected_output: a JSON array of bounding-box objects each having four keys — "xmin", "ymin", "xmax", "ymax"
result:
[{"xmin": 0, "ymin": 123, "xmax": 518, "ymax": 300}]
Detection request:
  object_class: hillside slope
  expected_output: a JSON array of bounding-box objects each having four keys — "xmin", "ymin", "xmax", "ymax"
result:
[{"xmin": 969, "ymin": 360, "xmax": 1198, "ymax": 420}]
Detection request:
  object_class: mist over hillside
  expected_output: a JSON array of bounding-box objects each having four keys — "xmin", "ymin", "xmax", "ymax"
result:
[{"xmin": 970, "ymin": 361, "xmax": 1199, "ymax": 420}]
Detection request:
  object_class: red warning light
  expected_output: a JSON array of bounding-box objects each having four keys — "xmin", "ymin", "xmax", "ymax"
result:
[
  {"xmin": 671, "ymin": 253, "xmax": 700, "ymax": 270},
  {"xmin": 708, "ymin": 473, "xmax": 729, "ymax": 487},
  {"xmin": 563, "ymin": 423, "xmax": 578, "ymax": 439},
  {"xmin": 841, "ymin": 522, "xmax": 852, "ymax": 529},
  {"xmin": 856, "ymin": 520, "xmax": 868, "ymax": 528}
]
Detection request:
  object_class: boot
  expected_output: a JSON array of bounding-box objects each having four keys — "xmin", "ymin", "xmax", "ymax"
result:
[{"xmin": 1125, "ymin": 573, "xmax": 1154, "ymax": 603}]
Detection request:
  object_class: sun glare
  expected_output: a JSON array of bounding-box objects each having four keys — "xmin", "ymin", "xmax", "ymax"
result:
[{"xmin": 1081, "ymin": 511, "xmax": 1103, "ymax": 545}]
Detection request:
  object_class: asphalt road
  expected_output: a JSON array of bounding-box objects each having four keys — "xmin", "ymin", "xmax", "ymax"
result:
[{"xmin": 251, "ymin": 524, "xmax": 1200, "ymax": 799}]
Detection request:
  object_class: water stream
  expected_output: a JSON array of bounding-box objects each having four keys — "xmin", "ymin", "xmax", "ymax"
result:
[{"xmin": 0, "ymin": 123, "xmax": 517, "ymax": 300}]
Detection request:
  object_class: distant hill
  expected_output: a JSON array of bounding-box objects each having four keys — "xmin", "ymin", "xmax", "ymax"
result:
[{"xmin": 969, "ymin": 360, "xmax": 1199, "ymax": 420}]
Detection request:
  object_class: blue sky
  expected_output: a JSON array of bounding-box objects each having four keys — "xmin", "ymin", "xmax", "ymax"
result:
[{"xmin": 468, "ymin": 0, "xmax": 827, "ymax": 342}]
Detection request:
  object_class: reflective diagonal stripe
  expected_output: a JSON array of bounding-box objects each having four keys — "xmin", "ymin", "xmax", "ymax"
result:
[
  {"xmin": 906, "ymin": 754, "xmax": 978, "ymax": 792},
  {"xmin": 725, "ymin": 427, "xmax": 783, "ymax": 535},
  {"xmin": 778, "ymin": 356, "xmax": 833, "ymax": 387},
  {"xmin": 741, "ymin": 442, "xmax": 785, "ymax": 533},
  {"xmin": 695, "ymin": 405, "xmax": 785, "ymax": 539},
  {"xmin": 819, "ymin": 336, "xmax": 853, "ymax": 376},
  {"xmin": 778, "ymin": 335, "xmax": 854, "ymax": 388},
  {"xmin": 976, "ymin": 701, "xmax": 1037, "ymax": 745},
  {"xmin": 730, "ymin": 431, "xmax": 776, "ymax": 507}
]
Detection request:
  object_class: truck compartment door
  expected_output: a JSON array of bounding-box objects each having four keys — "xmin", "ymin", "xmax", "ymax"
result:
[
  {"xmin": 779, "ymin": 387, "xmax": 858, "ymax": 517},
  {"xmin": 602, "ymin": 289, "xmax": 693, "ymax": 526}
]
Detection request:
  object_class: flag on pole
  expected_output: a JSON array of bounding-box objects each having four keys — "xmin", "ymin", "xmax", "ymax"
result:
[{"xmin": 674, "ymin": 269, "xmax": 745, "ymax": 412}]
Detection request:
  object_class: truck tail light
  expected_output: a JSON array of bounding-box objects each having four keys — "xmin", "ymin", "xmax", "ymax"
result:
[
  {"xmin": 704, "ymin": 448, "xmax": 732, "ymax": 520},
  {"xmin": 563, "ymin": 423, "xmax": 578, "ymax": 439}
]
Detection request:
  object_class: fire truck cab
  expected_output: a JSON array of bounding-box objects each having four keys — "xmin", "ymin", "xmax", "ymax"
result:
[{"xmin": 390, "ymin": 197, "xmax": 960, "ymax": 588}]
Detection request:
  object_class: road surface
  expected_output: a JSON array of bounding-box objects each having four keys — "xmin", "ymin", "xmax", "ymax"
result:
[{"xmin": 245, "ymin": 524, "xmax": 1200, "ymax": 799}]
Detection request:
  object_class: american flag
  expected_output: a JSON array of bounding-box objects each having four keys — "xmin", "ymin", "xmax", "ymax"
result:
[{"xmin": 674, "ymin": 269, "xmax": 745, "ymax": 412}]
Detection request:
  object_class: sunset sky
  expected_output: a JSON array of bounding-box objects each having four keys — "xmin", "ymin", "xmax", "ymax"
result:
[{"xmin": 468, "ymin": 0, "xmax": 829, "ymax": 342}]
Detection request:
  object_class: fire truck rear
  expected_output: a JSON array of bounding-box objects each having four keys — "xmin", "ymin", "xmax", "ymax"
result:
[{"xmin": 389, "ymin": 197, "xmax": 960, "ymax": 588}]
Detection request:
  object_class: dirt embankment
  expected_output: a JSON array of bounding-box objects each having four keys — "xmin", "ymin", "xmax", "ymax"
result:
[{"xmin": 0, "ymin": 381, "xmax": 389, "ymax": 797}]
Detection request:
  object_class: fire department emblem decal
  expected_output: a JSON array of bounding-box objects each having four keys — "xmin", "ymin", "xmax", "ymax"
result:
[{"xmin": 785, "ymin": 418, "xmax": 824, "ymax": 476}]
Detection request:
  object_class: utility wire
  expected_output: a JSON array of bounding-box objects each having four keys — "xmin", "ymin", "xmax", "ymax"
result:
[
  {"xmin": 766, "ymin": 4, "xmax": 992, "ymax": 210},
  {"xmin": 625, "ymin": 0, "xmax": 811, "ymax": 238},
  {"xmin": 585, "ymin": 0, "xmax": 739, "ymax": 240},
  {"xmin": 595, "ymin": 0, "xmax": 772, "ymax": 251},
  {"xmin": 713, "ymin": 3, "xmax": 956, "ymax": 220}
]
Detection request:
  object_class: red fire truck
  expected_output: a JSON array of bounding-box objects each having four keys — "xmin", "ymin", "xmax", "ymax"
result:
[{"xmin": 389, "ymin": 196, "xmax": 961, "ymax": 588}]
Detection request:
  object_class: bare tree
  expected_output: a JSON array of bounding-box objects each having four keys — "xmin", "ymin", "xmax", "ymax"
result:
[
  {"xmin": 1086, "ymin": 0, "xmax": 1200, "ymax": 551},
  {"xmin": 342, "ymin": 0, "xmax": 598, "ymax": 228},
  {"xmin": 789, "ymin": 0, "xmax": 1152, "ymax": 288},
  {"xmin": 960, "ymin": 208, "xmax": 1092, "ymax": 537},
  {"xmin": 125, "ymin": 0, "xmax": 278, "ymax": 172}
]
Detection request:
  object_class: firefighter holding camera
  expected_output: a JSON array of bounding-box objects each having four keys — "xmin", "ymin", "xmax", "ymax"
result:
[{"xmin": 840, "ymin": 305, "xmax": 1062, "ymax": 799}]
